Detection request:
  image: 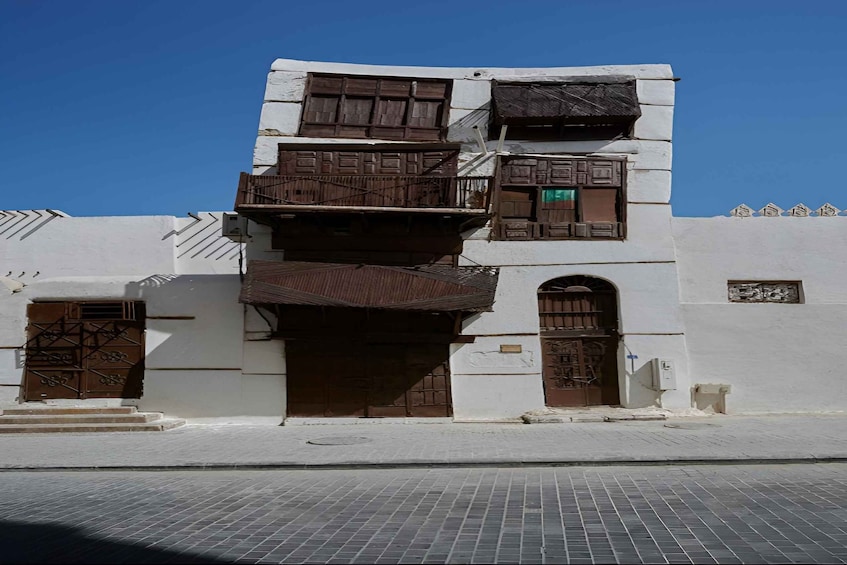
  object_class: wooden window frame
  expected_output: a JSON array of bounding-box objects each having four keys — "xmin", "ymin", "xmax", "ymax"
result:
[
  {"xmin": 492, "ymin": 156, "xmax": 627, "ymax": 241},
  {"xmin": 299, "ymin": 73, "xmax": 453, "ymax": 141}
]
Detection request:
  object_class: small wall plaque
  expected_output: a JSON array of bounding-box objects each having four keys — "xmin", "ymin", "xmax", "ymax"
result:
[
  {"xmin": 728, "ymin": 281, "xmax": 801, "ymax": 303},
  {"xmin": 500, "ymin": 344, "xmax": 522, "ymax": 353}
]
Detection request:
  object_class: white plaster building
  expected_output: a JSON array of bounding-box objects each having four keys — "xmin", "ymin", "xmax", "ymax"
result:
[{"xmin": 1, "ymin": 59, "xmax": 845, "ymax": 423}]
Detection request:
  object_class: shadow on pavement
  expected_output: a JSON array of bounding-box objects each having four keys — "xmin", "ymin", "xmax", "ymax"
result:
[{"xmin": 0, "ymin": 520, "xmax": 232, "ymax": 564}]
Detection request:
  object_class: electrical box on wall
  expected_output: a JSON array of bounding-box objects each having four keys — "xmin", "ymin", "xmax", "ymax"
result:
[
  {"xmin": 651, "ymin": 358, "xmax": 677, "ymax": 391},
  {"xmin": 222, "ymin": 213, "xmax": 248, "ymax": 241}
]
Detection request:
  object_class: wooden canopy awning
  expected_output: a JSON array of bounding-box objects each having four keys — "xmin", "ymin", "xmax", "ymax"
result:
[
  {"xmin": 491, "ymin": 79, "xmax": 641, "ymax": 125},
  {"xmin": 240, "ymin": 260, "xmax": 498, "ymax": 312}
]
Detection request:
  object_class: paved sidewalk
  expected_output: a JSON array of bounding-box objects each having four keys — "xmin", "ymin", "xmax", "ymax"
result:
[{"xmin": 1, "ymin": 413, "xmax": 846, "ymax": 470}]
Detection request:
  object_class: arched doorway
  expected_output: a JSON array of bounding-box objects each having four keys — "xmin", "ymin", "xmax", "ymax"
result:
[{"xmin": 537, "ymin": 276, "xmax": 620, "ymax": 407}]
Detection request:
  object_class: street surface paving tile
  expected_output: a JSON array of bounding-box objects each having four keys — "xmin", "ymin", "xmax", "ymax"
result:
[
  {"xmin": 1, "ymin": 414, "xmax": 847, "ymax": 469},
  {"xmin": 1, "ymin": 464, "xmax": 847, "ymax": 563}
]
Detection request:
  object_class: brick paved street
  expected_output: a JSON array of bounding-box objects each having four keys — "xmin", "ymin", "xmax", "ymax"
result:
[{"xmin": 2, "ymin": 464, "xmax": 847, "ymax": 564}]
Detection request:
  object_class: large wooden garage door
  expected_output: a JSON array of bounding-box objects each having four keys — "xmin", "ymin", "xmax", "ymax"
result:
[
  {"xmin": 286, "ymin": 341, "xmax": 452, "ymax": 418},
  {"xmin": 23, "ymin": 301, "xmax": 145, "ymax": 400}
]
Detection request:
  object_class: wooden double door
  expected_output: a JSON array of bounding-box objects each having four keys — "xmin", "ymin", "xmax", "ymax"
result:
[
  {"xmin": 538, "ymin": 276, "xmax": 620, "ymax": 407},
  {"xmin": 23, "ymin": 301, "xmax": 145, "ymax": 400},
  {"xmin": 286, "ymin": 341, "xmax": 452, "ymax": 418}
]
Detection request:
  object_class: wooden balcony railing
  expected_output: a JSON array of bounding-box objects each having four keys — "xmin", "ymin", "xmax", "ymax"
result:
[{"xmin": 235, "ymin": 174, "xmax": 492, "ymax": 212}]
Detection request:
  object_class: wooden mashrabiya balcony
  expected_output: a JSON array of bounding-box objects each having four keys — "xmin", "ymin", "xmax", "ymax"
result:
[{"xmin": 235, "ymin": 173, "xmax": 492, "ymax": 215}]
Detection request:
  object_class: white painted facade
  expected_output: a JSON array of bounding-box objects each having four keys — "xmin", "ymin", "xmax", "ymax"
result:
[
  {"xmin": 0, "ymin": 212, "xmax": 284, "ymax": 423},
  {"xmin": 675, "ymin": 216, "xmax": 847, "ymax": 414},
  {"xmin": 1, "ymin": 60, "xmax": 845, "ymax": 422},
  {"xmin": 251, "ymin": 60, "xmax": 686, "ymax": 420}
]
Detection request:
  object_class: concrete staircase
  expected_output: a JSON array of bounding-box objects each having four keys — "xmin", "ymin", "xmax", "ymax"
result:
[{"xmin": 0, "ymin": 407, "xmax": 185, "ymax": 433}]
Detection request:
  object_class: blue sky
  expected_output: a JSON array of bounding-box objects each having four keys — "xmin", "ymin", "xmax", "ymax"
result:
[{"xmin": 2, "ymin": 0, "xmax": 846, "ymax": 218}]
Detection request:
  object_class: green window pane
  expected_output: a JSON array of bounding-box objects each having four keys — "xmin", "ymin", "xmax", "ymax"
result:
[{"xmin": 542, "ymin": 188, "xmax": 576, "ymax": 203}]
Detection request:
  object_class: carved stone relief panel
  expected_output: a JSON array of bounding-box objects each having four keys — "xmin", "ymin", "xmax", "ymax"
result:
[{"xmin": 728, "ymin": 282, "xmax": 801, "ymax": 303}]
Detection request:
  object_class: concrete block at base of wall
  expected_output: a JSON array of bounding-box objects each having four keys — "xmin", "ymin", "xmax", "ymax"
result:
[
  {"xmin": 633, "ymin": 105, "xmax": 674, "ymax": 142},
  {"xmin": 139, "ymin": 370, "xmax": 285, "ymax": 423},
  {"xmin": 257, "ymin": 102, "xmax": 302, "ymax": 136},
  {"xmin": 450, "ymin": 79, "xmax": 492, "ymax": 110},
  {"xmin": 264, "ymin": 71, "xmax": 308, "ymax": 102},
  {"xmin": 636, "ymin": 79, "xmax": 675, "ymax": 106},
  {"xmin": 627, "ymin": 169, "xmax": 672, "ymax": 203},
  {"xmin": 450, "ymin": 373, "xmax": 545, "ymax": 420}
]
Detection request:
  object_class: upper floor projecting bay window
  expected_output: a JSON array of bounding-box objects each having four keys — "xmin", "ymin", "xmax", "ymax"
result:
[
  {"xmin": 299, "ymin": 74, "xmax": 452, "ymax": 141},
  {"xmin": 495, "ymin": 156, "xmax": 625, "ymax": 240},
  {"xmin": 490, "ymin": 79, "xmax": 641, "ymax": 141}
]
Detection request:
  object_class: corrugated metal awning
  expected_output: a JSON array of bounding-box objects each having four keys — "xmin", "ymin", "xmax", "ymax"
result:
[
  {"xmin": 491, "ymin": 80, "xmax": 641, "ymax": 125},
  {"xmin": 240, "ymin": 261, "xmax": 499, "ymax": 312}
]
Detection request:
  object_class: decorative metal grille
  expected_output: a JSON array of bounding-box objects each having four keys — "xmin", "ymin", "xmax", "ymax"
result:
[{"xmin": 727, "ymin": 282, "xmax": 801, "ymax": 303}]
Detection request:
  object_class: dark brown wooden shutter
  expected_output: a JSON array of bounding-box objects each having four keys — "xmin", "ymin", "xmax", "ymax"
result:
[
  {"xmin": 582, "ymin": 189, "xmax": 618, "ymax": 222},
  {"xmin": 408, "ymin": 100, "xmax": 442, "ymax": 128},
  {"xmin": 303, "ymin": 96, "xmax": 338, "ymax": 124},
  {"xmin": 499, "ymin": 188, "xmax": 535, "ymax": 219},
  {"xmin": 375, "ymin": 99, "xmax": 407, "ymax": 126},
  {"xmin": 341, "ymin": 98, "xmax": 374, "ymax": 125}
]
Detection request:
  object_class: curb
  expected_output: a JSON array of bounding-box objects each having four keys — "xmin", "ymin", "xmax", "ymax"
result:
[{"xmin": 2, "ymin": 457, "xmax": 846, "ymax": 472}]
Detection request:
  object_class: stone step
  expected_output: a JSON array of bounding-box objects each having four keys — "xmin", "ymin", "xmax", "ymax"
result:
[
  {"xmin": 2, "ymin": 407, "xmax": 137, "ymax": 416},
  {"xmin": 523, "ymin": 412, "xmax": 668, "ymax": 424},
  {"xmin": 0, "ymin": 413, "xmax": 161, "ymax": 425},
  {"xmin": 0, "ymin": 419, "xmax": 186, "ymax": 434}
]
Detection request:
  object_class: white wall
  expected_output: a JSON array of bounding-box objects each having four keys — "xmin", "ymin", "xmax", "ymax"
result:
[
  {"xmin": 0, "ymin": 211, "xmax": 286, "ymax": 422},
  {"xmin": 674, "ymin": 216, "xmax": 847, "ymax": 413}
]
